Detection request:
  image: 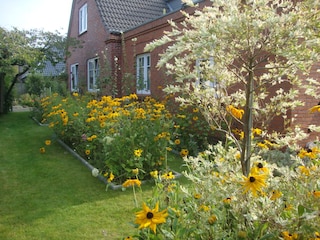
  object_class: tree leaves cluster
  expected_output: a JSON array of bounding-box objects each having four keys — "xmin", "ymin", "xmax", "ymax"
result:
[{"xmin": 146, "ymin": 0, "xmax": 320, "ymax": 175}]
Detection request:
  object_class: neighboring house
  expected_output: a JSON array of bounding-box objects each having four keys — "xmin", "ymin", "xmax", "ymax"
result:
[{"xmin": 66, "ymin": 0, "xmax": 319, "ymax": 143}]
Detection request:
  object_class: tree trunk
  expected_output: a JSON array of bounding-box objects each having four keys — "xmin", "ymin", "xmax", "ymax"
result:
[
  {"xmin": 241, "ymin": 60, "xmax": 254, "ymax": 176},
  {"xmin": 0, "ymin": 72, "xmax": 5, "ymax": 114}
]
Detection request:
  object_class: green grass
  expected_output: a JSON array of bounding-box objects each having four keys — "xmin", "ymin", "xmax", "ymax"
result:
[{"xmin": 0, "ymin": 112, "xmax": 186, "ymax": 240}]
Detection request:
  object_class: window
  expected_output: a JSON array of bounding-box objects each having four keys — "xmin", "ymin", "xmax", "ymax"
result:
[
  {"xmin": 136, "ymin": 54, "xmax": 151, "ymax": 94},
  {"xmin": 87, "ymin": 58, "xmax": 99, "ymax": 92},
  {"xmin": 70, "ymin": 63, "xmax": 79, "ymax": 92},
  {"xmin": 79, "ymin": 4, "xmax": 87, "ymax": 34},
  {"xmin": 196, "ymin": 57, "xmax": 216, "ymax": 89}
]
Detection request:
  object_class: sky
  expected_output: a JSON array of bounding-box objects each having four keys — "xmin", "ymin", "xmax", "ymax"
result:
[{"xmin": 0, "ymin": 0, "xmax": 73, "ymax": 34}]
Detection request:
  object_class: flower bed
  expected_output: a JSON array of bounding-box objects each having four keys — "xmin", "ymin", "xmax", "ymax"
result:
[{"xmin": 39, "ymin": 93, "xmax": 188, "ymax": 185}]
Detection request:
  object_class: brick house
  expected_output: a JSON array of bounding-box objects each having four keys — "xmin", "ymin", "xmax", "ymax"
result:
[{"xmin": 66, "ymin": 0, "xmax": 319, "ymax": 143}]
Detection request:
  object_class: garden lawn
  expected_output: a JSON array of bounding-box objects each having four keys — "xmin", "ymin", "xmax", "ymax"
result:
[{"xmin": 0, "ymin": 112, "xmax": 186, "ymax": 239}]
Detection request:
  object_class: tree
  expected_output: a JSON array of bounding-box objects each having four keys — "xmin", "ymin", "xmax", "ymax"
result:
[
  {"xmin": 0, "ymin": 27, "xmax": 73, "ymax": 113},
  {"xmin": 146, "ymin": 0, "xmax": 320, "ymax": 175}
]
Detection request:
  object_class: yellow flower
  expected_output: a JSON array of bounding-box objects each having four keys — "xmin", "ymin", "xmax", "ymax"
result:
[
  {"xmin": 180, "ymin": 149, "xmax": 189, "ymax": 157},
  {"xmin": 124, "ymin": 236, "xmax": 133, "ymax": 240},
  {"xmin": 223, "ymin": 197, "xmax": 232, "ymax": 204},
  {"xmin": 193, "ymin": 108, "xmax": 199, "ymax": 113},
  {"xmin": 161, "ymin": 171, "xmax": 175, "ymax": 180},
  {"xmin": 251, "ymin": 162, "xmax": 269, "ymax": 174},
  {"xmin": 150, "ymin": 170, "xmax": 158, "ymax": 179},
  {"xmin": 108, "ymin": 172, "xmax": 114, "ymax": 182},
  {"xmin": 45, "ymin": 140, "xmax": 51, "ymax": 146},
  {"xmin": 39, "ymin": 147, "xmax": 45, "ymax": 153},
  {"xmin": 309, "ymin": 105, "xmax": 320, "ymax": 113},
  {"xmin": 135, "ymin": 202, "xmax": 168, "ymax": 233},
  {"xmin": 208, "ymin": 215, "xmax": 217, "ymax": 224},
  {"xmin": 122, "ymin": 179, "xmax": 141, "ymax": 188},
  {"xmin": 85, "ymin": 149, "xmax": 90, "ymax": 155},
  {"xmin": 132, "ymin": 168, "xmax": 139, "ymax": 175},
  {"xmin": 72, "ymin": 92, "xmax": 79, "ymax": 97},
  {"xmin": 194, "ymin": 193, "xmax": 202, "ymax": 199},
  {"xmin": 313, "ymin": 190, "xmax": 320, "ymax": 198},
  {"xmin": 174, "ymin": 139, "xmax": 181, "ymax": 145},
  {"xmin": 281, "ymin": 231, "xmax": 298, "ymax": 240},
  {"xmin": 226, "ymin": 105, "xmax": 244, "ymax": 119},
  {"xmin": 241, "ymin": 173, "xmax": 267, "ymax": 197},
  {"xmin": 73, "ymin": 112, "xmax": 79, "ymax": 117},
  {"xmin": 192, "ymin": 116, "xmax": 198, "ymax": 121},
  {"xmin": 199, "ymin": 204, "xmax": 210, "ymax": 212},
  {"xmin": 298, "ymin": 166, "xmax": 310, "ymax": 176},
  {"xmin": 134, "ymin": 149, "xmax": 143, "ymax": 158},
  {"xmin": 270, "ymin": 190, "xmax": 282, "ymax": 200}
]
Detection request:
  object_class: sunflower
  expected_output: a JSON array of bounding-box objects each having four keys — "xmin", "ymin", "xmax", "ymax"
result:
[
  {"xmin": 135, "ymin": 202, "xmax": 168, "ymax": 233},
  {"xmin": 241, "ymin": 173, "xmax": 267, "ymax": 197}
]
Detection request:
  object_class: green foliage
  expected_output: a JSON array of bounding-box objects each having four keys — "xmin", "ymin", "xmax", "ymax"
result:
[
  {"xmin": 40, "ymin": 93, "xmax": 174, "ymax": 183},
  {"xmin": 146, "ymin": 0, "xmax": 320, "ymax": 175}
]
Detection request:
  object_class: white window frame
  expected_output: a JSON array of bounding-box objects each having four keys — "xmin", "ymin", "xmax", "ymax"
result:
[
  {"xmin": 70, "ymin": 63, "xmax": 79, "ymax": 92},
  {"xmin": 79, "ymin": 4, "xmax": 87, "ymax": 34},
  {"xmin": 136, "ymin": 53, "xmax": 151, "ymax": 94},
  {"xmin": 87, "ymin": 58, "xmax": 99, "ymax": 92},
  {"xmin": 196, "ymin": 57, "xmax": 216, "ymax": 89}
]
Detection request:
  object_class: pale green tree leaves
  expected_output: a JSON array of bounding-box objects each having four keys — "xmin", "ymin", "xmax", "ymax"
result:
[{"xmin": 146, "ymin": 0, "xmax": 320, "ymax": 175}]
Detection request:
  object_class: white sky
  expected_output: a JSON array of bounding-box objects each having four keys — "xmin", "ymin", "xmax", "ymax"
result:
[{"xmin": 0, "ymin": 0, "xmax": 73, "ymax": 34}]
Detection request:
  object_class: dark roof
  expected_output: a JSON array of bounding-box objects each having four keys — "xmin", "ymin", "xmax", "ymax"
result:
[
  {"xmin": 95, "ymin": 0, "xmax": 171, "ymax": 33},
  {"xmin": 40, "ymin": 61, "xmax": 65, "ymax": 77}
]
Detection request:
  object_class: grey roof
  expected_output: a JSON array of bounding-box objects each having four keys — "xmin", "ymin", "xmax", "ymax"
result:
[
  {"xmin": 40, "ymin": 61, "xmax": 65, "ymax": 77},
  {"xmin": 95, "ymin": 0, "xmax": 172, "ymax": 32}
]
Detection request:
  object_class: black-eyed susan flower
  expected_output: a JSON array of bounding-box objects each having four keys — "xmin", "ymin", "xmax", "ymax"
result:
[
  {"xmin": 281, "ymin": 231, "xmax": 298, "ymax": 240},
  {"xmin": 208, "ymin": 215, "xmax": 217, "ymax": 224},
  {"xmin": 134, "ymin": 149, "xmax": 143, "ymax": 158},
  {"xmin": 298, "ymin": 166, "xmax": 310, "ymax": 176},
  {"xmin": 108, "ymin": 172, "xmax": 114, "ymax": 182},
  {"xmin": 226, "ymin": 105, "xmax": 244, "ymax": 119},
  {"xmin": 124, "ymin": 236, "xmax": 133, "ymax": 240},
  {"xmin": 150, "ymin": 170, "xmax": 158, "ymax": 179},
  {"xmin": 180, "ymin": 149, "xmax": 189, "ymax": 157},
  {"xmin": 223, "ymin": 197, "xmax": 232, "ymax": 204},
  {"xmin": 40, "ymin": 147, "xmax": 45, "ymax": 153},
  {"xmin": 270, "ymin": 190, "xmax": 282, "ymax": 200},
  {"xmin": 251, "ymin": 162, "xmax": 269, "ymax": 175},
  {"xmin": 161, "ymin": 171, "xmax": 175, "ymax": 180},
  {"xmin": 199, "ymin": 204, "xmax": 210, "ymax": 212},
  {"xmin": 132, "ymin": 168, "xmax": 139, "ymax": 175},
  {"xmin": 85, "ymin": 149, "xmax": 91, "ymax": 155},
  {"xmin": 122, "ymin": 179, "xmax": 141, "ymax": 188},
  {"xmin": 309, "ymin": 104, "xmax": 320, "ymax": 113},
  {"xmin": 241, "ymin": 173, "xmax": 267, "ymax": 197},
  {"xmin": 45, "ymin": 140, "xmax": 51, "ymax": 146},
  {"xmin": 135, "ymin": 202, "xmax": 168, "ymax": 233},
  {"xmin": 194, "ymin": 193, "xmax": 202, "ymax": 199},
  {"xmin": 174, "ymin": 139, "xmax": 181, "ymax": 145},
  {"xmin": 312, "ymin": 190, "xmax": 320, "ymax": 198}
]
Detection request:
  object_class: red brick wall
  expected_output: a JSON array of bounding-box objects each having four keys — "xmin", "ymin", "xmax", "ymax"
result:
[
  {"xmin": 66, "ymin": 0, "xmax": 121, "ymax": 95},
  {"xmin": 292, "ymin": 63, "xmax": 320, "ymax": 144},
  {"xmin": 122, "ymin": 1, "xmax": 210, "ymax": 99}
]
